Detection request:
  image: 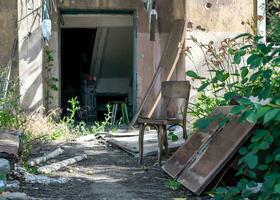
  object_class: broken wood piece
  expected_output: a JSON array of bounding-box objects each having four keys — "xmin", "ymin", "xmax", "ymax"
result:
[
  {"xmin": 37, "ymin": 154, "xmax": 87, "ymax": 174},
  {"xmin": 178, "ymin": 116, "xmax": 255, "ymax": 195},
  {"xmin": 162, "ymin": 106, "xmax": 233, "ymax": 178},
  {"xmin": 27, "ymin": 148, "xmax": 64, "ymax": 166}
]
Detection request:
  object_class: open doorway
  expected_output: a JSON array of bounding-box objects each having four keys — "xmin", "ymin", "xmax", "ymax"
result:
[{"xmin": 60, "ymin": 13, "xmax": 135, "ymax": 123}]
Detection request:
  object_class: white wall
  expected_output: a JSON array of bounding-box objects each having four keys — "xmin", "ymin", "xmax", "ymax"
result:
[{"xmin": 18, "ymin": 0, "xmax": 44, "ymax": 111}]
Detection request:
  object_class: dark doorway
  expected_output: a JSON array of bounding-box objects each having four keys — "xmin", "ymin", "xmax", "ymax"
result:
[
  {"xmin": 61, "ymin": 28, "xmax": 96, "ymax": 118},
  {"xmin": 60, "ymin": 25, "xmax": 134, "ymax": 122}
]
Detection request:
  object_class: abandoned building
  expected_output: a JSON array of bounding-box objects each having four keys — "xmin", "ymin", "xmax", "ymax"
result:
[{"xmin": 0, "ymin": 0, "xmax": 265, "ymax": 121}]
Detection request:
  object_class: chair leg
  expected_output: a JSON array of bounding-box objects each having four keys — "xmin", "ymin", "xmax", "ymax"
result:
[
  {"xmin": 163, "ymin": 126, "xmax": 168, "ymax": 156},
  {"xmin": 183, "ymin": 126, "xmax": 188, "ymax": 140},
  {"xmin": 138, "ymin": 123, "xmax": 145, "ymax": 164},
  {"xmin": 157, "ymin": 125, "xmax": 164, "ymax": 165}
]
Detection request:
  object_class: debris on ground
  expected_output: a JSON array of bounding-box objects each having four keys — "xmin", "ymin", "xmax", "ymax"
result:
[
  {"xmin": 6, "ymin": 180, "xmax": 20, "ymax": 191},
  {"xmin": 24, "ymin": 174, "xmax": 69, "ymax": 184},
  {"xmin": 75, "ymin": 134, "xmax": 96, "ymax": 142},
  {"xmin": 28, "ymin": 148, "xmax": 64, "ymax": 166},
  {"xmin": 37, "ymin": 154, "xmax": 87, "ymax": 174},
  {"xmin": 0, "ymin": 192, "xmax": 37, "ymax": 200}
]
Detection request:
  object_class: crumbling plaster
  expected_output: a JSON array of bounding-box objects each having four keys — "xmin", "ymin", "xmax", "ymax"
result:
[
  {"xmin": 185, "ymin": 0, "xmax": 256, "ymax": 100},
  {"xmin": 0, "ymin": 0, "xmax": 17, "ymax": 73}
]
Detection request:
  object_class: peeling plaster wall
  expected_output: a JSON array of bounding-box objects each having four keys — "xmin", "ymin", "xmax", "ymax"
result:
[
  {"xmin": 17, "ymin": 0, "xmax": 44, "ymax": 111},
  {"xmin": 185, "ymin": 0, "xmax": 256, "ymax": 99},
  {"xmin": 0, "ymin": 0, "xmax": 17, "ymax": 71}
]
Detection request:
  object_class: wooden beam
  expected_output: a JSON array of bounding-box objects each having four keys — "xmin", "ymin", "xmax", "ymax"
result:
[{"xmin": 62, "ymin": 14, "xmax": 133, "ymax": 28}]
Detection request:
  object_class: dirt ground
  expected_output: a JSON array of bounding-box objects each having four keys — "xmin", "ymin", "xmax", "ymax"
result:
[{"xmin": 19, "ymin": 139, "xmax": 207, "ymax": 200}]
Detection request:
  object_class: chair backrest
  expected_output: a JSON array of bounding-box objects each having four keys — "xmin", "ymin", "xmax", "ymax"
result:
[
  {"xmin": 160, "ymin": 81, "xmax": 191, "ymax": 119},
  {"xmin": 162, "ymin": 81, "xmax": 191, "ymax": 98}
]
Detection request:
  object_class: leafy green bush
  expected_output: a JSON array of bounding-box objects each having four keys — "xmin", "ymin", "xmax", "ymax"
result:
[{"xmin": 187, "ymin": 33, "xmax": 280, "ymax": 199}]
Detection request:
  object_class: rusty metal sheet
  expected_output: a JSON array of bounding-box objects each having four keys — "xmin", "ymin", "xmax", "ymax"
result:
[
  {"xmin": 177, "ymin": 116, "xmax": 255, "ymax": 195},
  {"xmin": 0, "ymin": 130, "xmax": 21, "ymax": 162},
  {"xmin": 162, "ymin": 106, "xmax": 233, "ymax": 178}
]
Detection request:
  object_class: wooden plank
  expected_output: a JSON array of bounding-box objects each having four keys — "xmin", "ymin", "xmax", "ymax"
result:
[
  {"xmin": 177, "ymin": 117, "xmax": 255, "ymax": 195},
  {"xmin": 162, "ymin": 106, "xmax": 233, "ymax": 178},
  {"xmin": 128, "ymin": 19, "xmax": 186, "ymax": 128}
]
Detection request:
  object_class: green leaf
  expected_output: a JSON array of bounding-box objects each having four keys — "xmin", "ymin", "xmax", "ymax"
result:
[
  {"xmin": 186, "ymin": 70, "xmax": 200, "ymax": 78},
  {"xmin": 238, "ymin": 98, "xmax": 252, "ymax": 105},
  {"xmin": 234, "ymin": 54, "xmax": 242, "ymax": 64},
  {"xmin": 246, "ymin": 154, "xmax": 258, "ymax": 169},
  {"xmin": 247, "ymin": 54, "xmax": 262, "ymax": 69},
  {"xmin": 195, "ymin": 118, "xmax": 212, "ymax": 129},
  {"xmin": 241, "ymin": 67, "xmax": 249, "ymax": 79},
  {"xmin": 257, "ymin": 164, "xmax": 269, "ymax": 171},
  {"xmin": 239, "ymin": 147, "xmax": 248, "ymax": 155},
  {"xmin": 275, "ymin": 154, "xmax": 280, "ymax": 162},
  {"xmin": 246, "ymin": 111, "xmax": 257, "ymax": 124},
  {"xmin": 230, "ymin": 105, "xmax": 245, "ymax": 115},
  {"xmin": 251, "ymin": 130, "xmax": 268, "ymax": 142},
  {"xmin": 265, "ymin": 155, "xmax": 274, "ymax": 164},
  {"xmin": 274, "ymin": 183, "xmax": 280, "ymax": 194},
  {"xmin": 259, "ymin": 141, "xmax": 270, "ymax": 150},
  {"xmin": 168, "ymin": 132, "xmax": 179, "ymax": 142},
  {"xmin": 198, "ymin": 82, "xmax": 210, "ymax": 92},
  {"xmin": 247, "ymin": 170, "xmax": 257, "ymax": 179},
  {"xmin": 233, "ymin": 33, "xmax": 252, "ymax": 40},
  {"xmin": 224, "ymin": 92, "xmax": 236, "ymax": 101},
  {"xmin": 263, "ymin": 109, "xmax": 280, "ymax": 124},
  {"xmin": 256, "ymin": 106, "xmax": 271, "ymax": 119}
]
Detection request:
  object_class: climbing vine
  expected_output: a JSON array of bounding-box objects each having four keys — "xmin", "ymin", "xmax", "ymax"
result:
[{"xmin": 44, "ymin": 46, "xmax": 58, "ymax": 111}]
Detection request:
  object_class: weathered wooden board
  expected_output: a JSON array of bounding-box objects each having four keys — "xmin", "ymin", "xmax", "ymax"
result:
[
  {"xmin": 162, "ymin": 106, "xmax": 233, "ymax": 178},
  {"xmin": 177, "ymin": 117, "xmax": 255, "ymax": 195}
]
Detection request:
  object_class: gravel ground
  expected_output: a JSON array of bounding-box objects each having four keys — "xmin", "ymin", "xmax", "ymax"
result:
[{"xmin": 18, "ymin": 140, "xmax": 208, "ymax": 200}]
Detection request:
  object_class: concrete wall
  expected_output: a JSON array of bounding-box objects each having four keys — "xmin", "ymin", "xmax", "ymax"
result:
[
  {"xmin": 14, "ymin": 0, "xmax": 257, "ymax": 117},
  {"xmin": 0, "ymin": 0, "xmax": 17, "ymax": 71}
]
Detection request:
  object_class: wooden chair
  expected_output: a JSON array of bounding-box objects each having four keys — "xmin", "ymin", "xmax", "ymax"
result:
[{"xmin": 138, "ymin": 81, "xmax": 191, "ymax": 164}]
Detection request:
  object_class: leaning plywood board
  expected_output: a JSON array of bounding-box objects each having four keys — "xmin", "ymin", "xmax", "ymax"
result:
[
  {"xmin": 162, "ymin": 106, "xmax": 233, "ymax": 178},
  {"xmin": 129, "ymin": 19, "xmax": 186, "ymax": 127},
  {"xmin": 108, "ymin": 130, "xmax": 185, "ymax": 157},
  {"xmin": 177, "ymin": 116, "xmax": 255, "ymax": 195}
]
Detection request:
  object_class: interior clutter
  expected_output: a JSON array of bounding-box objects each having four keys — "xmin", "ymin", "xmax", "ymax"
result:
[{"xmin": 61, "ymin": 26, "xmax": 133, "ymax": 122}]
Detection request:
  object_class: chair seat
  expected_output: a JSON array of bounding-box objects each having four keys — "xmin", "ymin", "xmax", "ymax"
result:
[{"xmin": 138, "ymin": 117, "xmax": 182, "ymax": 125}]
